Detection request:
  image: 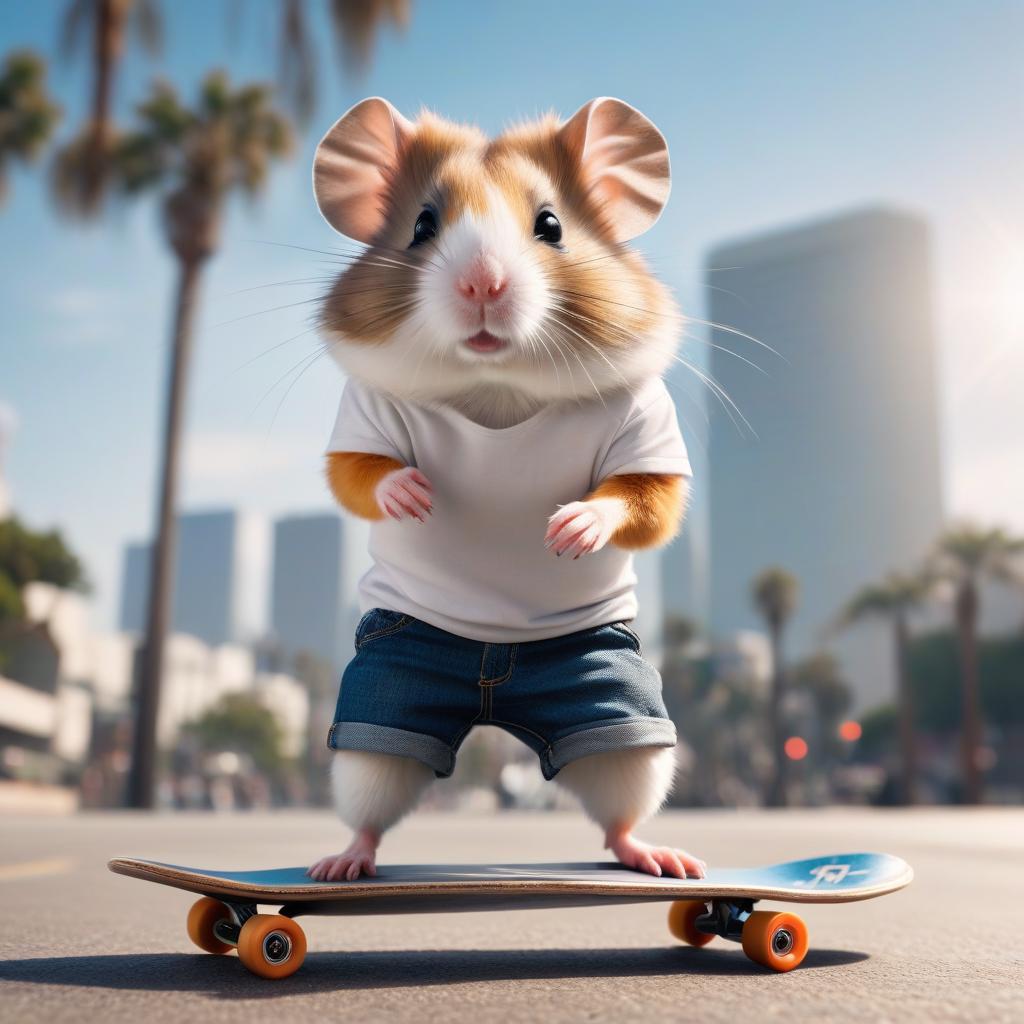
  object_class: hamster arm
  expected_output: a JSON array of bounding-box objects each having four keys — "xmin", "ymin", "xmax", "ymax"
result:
[
  {"xmin": 325, "ymin": 451, "xmax": 404, "ymax": 520},
  {"xmin": 586, "ymin": 473, "xmax": 688, "ymax": 550}
]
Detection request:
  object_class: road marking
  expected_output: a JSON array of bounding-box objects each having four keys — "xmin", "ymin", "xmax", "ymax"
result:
[{"xmin": 0, "ymin": 857, "xmax": 74, "ymax": 881}]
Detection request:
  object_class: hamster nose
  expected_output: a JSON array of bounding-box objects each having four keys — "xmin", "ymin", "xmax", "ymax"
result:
[{"xmin": 456, "ymin": 258, "xmax": 507, "ymax": 303}]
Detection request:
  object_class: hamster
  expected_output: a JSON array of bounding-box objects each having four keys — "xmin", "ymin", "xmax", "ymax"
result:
[{"xmin": 305, "ymin": 97, "xmax": 705, "ymax": 883}]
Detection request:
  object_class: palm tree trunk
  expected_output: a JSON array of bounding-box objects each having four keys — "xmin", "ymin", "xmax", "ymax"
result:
[
  {"xmin": 767, "ymin": 622, "xmax": 786, "ymax": 807},
  {"xmin": 894, "ymin": 611, "xmax": 917, "ymax": 805},
  {"xmin": 127, "ymin": 257, "xmax": 202, "ymax": 809},
  {"xmin": 92, "ymin": 0, "xmax": 125, "ymax": 136},
  {"xmin": 955, "ymin": 579, "xmax": 983, "ymax": 804}
]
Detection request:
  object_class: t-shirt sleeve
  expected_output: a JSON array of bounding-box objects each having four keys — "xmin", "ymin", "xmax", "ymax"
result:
[
  {"xmin": 324, "ymin": 378, "xmax": 410, "ymax": 463},
  {"xmin": 594, "ymin": 380, "xmax": 693, "ymax": 482}
]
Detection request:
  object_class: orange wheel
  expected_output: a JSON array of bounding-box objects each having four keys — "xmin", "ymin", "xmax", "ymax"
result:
[
  {"xmin": 237, "ymin": 914, "xmax": 307, "ymax": 980},
  {"xmin": 668, "ymin": 900, "xmax": 715, "ymax": 947},
  {"xmin": 186, "ymin": 897, "xmax": 233, "ymax": 955},
  {"xmin": 741, "ymin": 910, "xmax": 808, "ymax": 972}
]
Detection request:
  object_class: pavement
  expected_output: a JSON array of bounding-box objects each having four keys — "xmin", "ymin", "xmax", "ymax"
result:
[{"xmin": 0, "ymin": 807, "xmax": 1021, "ymax": 1023}]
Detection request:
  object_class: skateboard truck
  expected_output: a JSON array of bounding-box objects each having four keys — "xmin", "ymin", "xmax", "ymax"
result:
[
  {"xmin": 209, "ymin": 901, "xmax": 258, "ymax": 947},
  {"xmin": 695, "ymin": 898, "xmax": 755, "ymax": 942},
  {"xmin": 668, "ymin": 897, "xmax": 809, "ymax": 971}
]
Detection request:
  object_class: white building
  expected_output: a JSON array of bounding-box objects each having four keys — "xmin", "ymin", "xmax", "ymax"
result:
[{"xmin": 1, "ymin": 582, "xmax": 308, "ymax": 788}]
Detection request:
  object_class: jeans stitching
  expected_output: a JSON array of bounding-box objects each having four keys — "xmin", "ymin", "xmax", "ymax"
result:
[
  {"xmin": 488, "ymin": 717, "xmax": 551, "ymax": 748},
  {"xmin": 356, "ymin": 614, "xmax": 413, "ymax": 649},
  {"xmin": 480, "ymin": 644, "xmax": 517, "ymax": 686},
  {"xmin": 608, "ymin": 622, "xmax": 643, "ymax": 656}
]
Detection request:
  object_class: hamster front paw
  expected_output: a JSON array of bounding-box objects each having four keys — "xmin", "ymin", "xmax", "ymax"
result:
[
  {"xmin": 545, "ymin": 498, "xmax": 626, "ymax": 559},
  {"xmin": 375, "ymin": 466, "xmax": 433, "ymax": 522}
]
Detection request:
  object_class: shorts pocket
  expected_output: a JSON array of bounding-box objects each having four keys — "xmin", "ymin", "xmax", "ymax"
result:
[
  {"xmin": 607, "ymin": 622, "xmax": 643, "ymax": 656},
  {"xmin": 355, "ymin": 607, "xmax": 415, "ymax": 649}
]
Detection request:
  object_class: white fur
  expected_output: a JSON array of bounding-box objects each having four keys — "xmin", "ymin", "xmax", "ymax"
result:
[
  {"xmin": 556, "ymin": 746, "xmax": 677, "ymax": 831},
  {"xmin": 331, "ymin": 750, "xmax": 433, "ymax": 834},
  {"xmin": 324, "ymin": 174, "xmax": 683, "ymax": 428}
]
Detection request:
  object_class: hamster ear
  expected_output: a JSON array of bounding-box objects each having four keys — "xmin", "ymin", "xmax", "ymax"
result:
[
  {"xmin": 313, "ymin": 97, "xmax": 414, "ymax": 242},
  {"xmin": 557, "ymin": 97, "xmax": 670, "ymax": 242}
]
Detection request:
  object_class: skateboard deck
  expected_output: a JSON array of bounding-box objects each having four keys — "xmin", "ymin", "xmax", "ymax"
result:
[
  {"xmin": 109, "ymin": 852, "xmax": 911, "ymax": 978},
  {"xmin": 109, "ymin": 852, "xmax": 910, "ymax": 911}
]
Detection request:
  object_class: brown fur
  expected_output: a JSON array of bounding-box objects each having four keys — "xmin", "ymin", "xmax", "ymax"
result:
[
  {"xmin": 319, "ymin": 109, "xmax": 672, "ymax": 354},
  {"xmin": 587, "ymin": 474, "xmax": 687, "ymax": 550},
  {"xmin": 326, "ymin": 452, "xmax": 404, "ymax": 520}
]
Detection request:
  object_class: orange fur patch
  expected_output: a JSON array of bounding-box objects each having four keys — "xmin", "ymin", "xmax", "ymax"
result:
[
  {"xmin": 588, "ymin": 474, "xmax": 688, "ymax": 550},
  {"xmin": 326, "ymin": 452, "xmax": 404, "ymax": 520}
]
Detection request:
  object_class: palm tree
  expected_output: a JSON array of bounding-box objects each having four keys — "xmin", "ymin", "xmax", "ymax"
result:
[
  {"xmin": 52, "ymin": 0, "xmax": 162, "ymax": 215},
  {"xmin": 839, "ymin": 571, "xmax": 935, "ymax": 804},
  {"xmin": 0, "ymin": 51, "xmax": 61, "ymax": 206},
  {"xmin": 106, "ymin": 72, "xmax": 292, "ymax": 808},
  {"xmin": 276, "ymin": 0, "xmax": 411, "ymax": 124},
  {"xmin": 931, "ymin": 524, "xmax": 1024, "ymax": 804},
  {"xmin": 751, "ymin": 566, "xmax": 799, "ymax": 807}
]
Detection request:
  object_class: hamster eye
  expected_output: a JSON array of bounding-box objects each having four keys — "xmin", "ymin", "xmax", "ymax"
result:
[
  {"xmin": 411, "ymin": 208, "xmax": 438, "ymax": 247},
  {"xmin": 534, "ymin": 210, "xmax": 562, "ymax": 246}
]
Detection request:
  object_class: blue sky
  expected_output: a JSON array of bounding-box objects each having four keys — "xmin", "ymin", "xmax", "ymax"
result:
[{"xmin": 2, "ymin": 0, "xmax": 1022, "ymax": 627}]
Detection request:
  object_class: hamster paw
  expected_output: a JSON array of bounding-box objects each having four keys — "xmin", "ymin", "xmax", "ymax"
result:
[
  {"xmin": 606, "ymin": 830, "xmax": 707, "ymax": 879},
  {"xmin": 375, "ymin": 466, "xmax": 433, "ymax": 523},
  {"xmin": 545, "ymin": 498, "xmax": 626, "ymax": 559},
  {"xmin": 307, "ymin": 832, "xmax": 380, "ymax": 882}
]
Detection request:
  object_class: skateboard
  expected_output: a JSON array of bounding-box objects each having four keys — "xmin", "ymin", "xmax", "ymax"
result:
[{"xmin": 108, "ymin": 851, "xmax": 912, "ymax": 979}]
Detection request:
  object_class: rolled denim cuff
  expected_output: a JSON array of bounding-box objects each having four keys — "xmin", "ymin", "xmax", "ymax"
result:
[
  {"xmin": 542, "ymin": 717, "xmax": 677, "ymax": 780},
  {"xmin": 327, "ymin": 721, "xmax": 455, "ymax": 778}
]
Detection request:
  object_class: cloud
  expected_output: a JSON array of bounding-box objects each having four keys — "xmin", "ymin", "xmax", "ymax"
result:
[
  {"xmin": 45, "ymin": 286, "xmax": 122, "ymax": 346},
  {"xmin": 184, "ymin": 431, "xmax": 309, "ymax": 484}
]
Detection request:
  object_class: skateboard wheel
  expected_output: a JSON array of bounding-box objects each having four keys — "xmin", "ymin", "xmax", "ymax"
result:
[
  {"xmin": 741, "ymin": 910, "xmax": 808, "ymax": 972},
  {"xmin": 668, "ymin": 900, "xmax": 715, "ymax": 947},
  {"xmin": 237, "ymin": 914, "xmax": 307, "ymax": 980},
  {"xmin": 186, "ymin": 897, "xmax": 233, "ymax": 955}
]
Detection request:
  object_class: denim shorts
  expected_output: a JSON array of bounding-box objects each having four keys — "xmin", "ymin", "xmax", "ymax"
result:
[{"xmin": 327, "ymin": 608, "xmax": 677, "ymax": 780}]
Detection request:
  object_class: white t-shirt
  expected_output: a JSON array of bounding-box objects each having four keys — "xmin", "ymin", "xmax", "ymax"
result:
[{"xmin": 326, "ymin": 377, "xmax": 692, "ymax": 643}]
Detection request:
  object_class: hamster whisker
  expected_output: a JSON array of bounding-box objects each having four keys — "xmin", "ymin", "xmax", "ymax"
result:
[
  {"xmin": 561, "ymin": 250, "xmax": 632, "ymax": 271},
  {"xmin": 546, "ymin": 307, "xmax": 633, "ymax": 392},
  {"xmin": 682, "ymin": 316, "xmax": 785, "ymax": 362},
  {"xmin": 314, "ymin": 297, "xmax": 421, "ymax": 340},
  {"xmin": 662, "ymin": 373, "xmax": 712, "ymax": 429},
  {"xmin": 680, "ymin": 327, "xmax": 769, "ymax": 376},
  {"xmin": 252, "ymin": 240, "xmax": 426, "ymax": 276},
  {"xmin": 225, "ymin": 276, "xmax": 336, "ymax": 296},
  {"xmin": 235, "ymin": 324, "xmax": 324, "ymax": 371},
  {"xmin": 665, "ymin": 350, "xmax": 756, "ymax": 439},
  {"xmin": 213, "ymin": 295, "xmax": 326, "ymax": 328},
  {"xmin": 526, "ymin": 324, "xmax": 563, "ymax": 389},
  {"xmin": 535, "ymin": 321, "xmax": 578, "ymax": 394},
  {"xmin": 346, "ymin": 302, "xmax": 421, "ymax": 336},
  {"xmin": 544, "ymin": 313, "xmax": 608, "ymax": 407},
  {"xmin": 252, "ymin": 343, "xmax": 328, "ymax": 417},
  {"xmin": 548, "ymin": 301, "xmax": 636, "ymax": 348},
  {"xmin": 268, "ymin": 347, "xmax": 331, "ymax": 433}
]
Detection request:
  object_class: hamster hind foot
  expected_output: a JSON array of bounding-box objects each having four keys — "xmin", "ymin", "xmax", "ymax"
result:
[
  {"xmin": 308, "ymin": 828, "xmax": 381, "ymax": 881},
  {"xmin": 557, "ymin": 745, "xmax": 706, "ymax": 879},
  {"xmin": 604, "ymin": 827, "xmax": 707, "ymax": 880},
  {"xmin": 307, "ymin": 749, "xmax": 434, "ymax": 881}
]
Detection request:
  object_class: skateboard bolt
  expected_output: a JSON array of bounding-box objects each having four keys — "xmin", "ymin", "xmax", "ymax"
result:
[
  {"xmin": 772, "ymin": 928, "xmax": 794, "ymax": 955},
  {"xmin": 263, "ymin": 932, "xmax": 292, "ymax": 964}
]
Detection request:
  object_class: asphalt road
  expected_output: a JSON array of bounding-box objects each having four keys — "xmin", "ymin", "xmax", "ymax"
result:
[{"xmin": 0, "ymin": 807, "xmax": 1021, "ymax": 1023}]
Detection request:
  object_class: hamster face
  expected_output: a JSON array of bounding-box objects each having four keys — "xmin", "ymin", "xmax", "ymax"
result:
[{"xmin": 314, "ymin": 99, "xmax": 682, "ymax": 421}]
